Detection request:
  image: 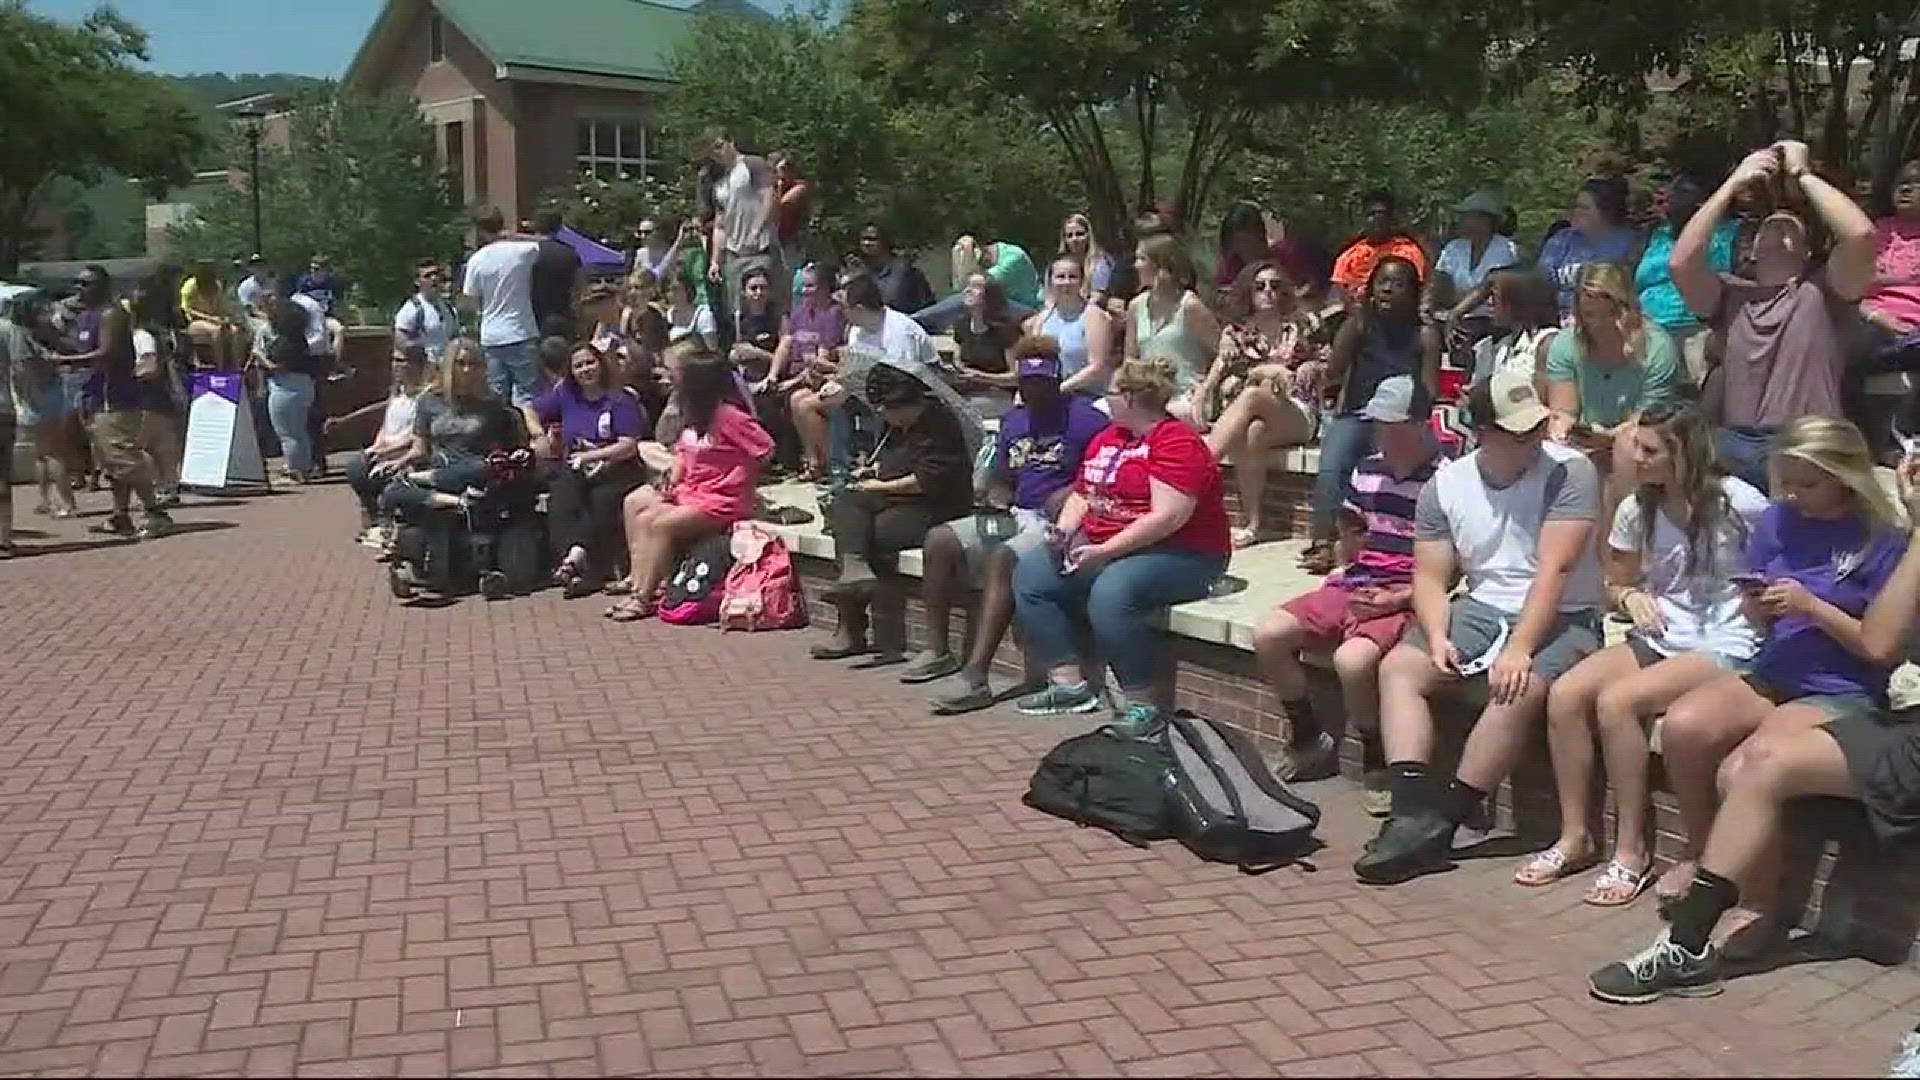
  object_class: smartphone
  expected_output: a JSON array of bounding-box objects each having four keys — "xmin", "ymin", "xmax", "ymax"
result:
[{"xmin": 1729, "ymin": 573, "xmax": 1769, "ymax": 594}]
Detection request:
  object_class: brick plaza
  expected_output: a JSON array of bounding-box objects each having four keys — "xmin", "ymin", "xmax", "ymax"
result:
[{"xmin": 0, "ymin": 482, "xmax": 1911, "ymax": 1077}]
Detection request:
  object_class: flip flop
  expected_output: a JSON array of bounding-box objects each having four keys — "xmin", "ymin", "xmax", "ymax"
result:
[
  {"xmin": 1512, "ymin": 845, "xmax": 1599, "ymax": 887},
  {"xmin": 1581, "ymin": 860, "xmax": 1652, "ymax": 907}
]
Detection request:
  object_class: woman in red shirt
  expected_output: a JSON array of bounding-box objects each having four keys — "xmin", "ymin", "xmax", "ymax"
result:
[
  {"xmin": 1011, "ymin": 356, "xmax": 1232, "ymax": 733},
  {"xmin": 607, "ymin": 350, "xmax": 772, "ymax": 621}
]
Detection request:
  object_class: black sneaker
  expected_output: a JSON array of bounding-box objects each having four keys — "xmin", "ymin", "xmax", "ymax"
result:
[
  {"xmin": 90, "ymin": 513, "xmax": 137, "ymax": 539},
  {"xmin": 478, "ymin": 570, "xmax": 512, "ymax": 600},
  {"xmin": 387, "ymin": 564, "xmax": 418, "ymax": 600},
  {"xmin": 1588, "ymin": 928, "xmax": 1723, "ymax": 1005},
  {"xmin": 137, "ymin": 511, "xmax": 175, "ymax": 540},
  {"xmin": 1353, "ymin": 812, "xmax": 1456, "ymax": 885}
]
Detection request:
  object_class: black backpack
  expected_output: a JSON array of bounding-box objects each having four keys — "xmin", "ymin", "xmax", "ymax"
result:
[{"xmin": 1023, "ymin": 710, "xmax": 1321, "ymax": 873}]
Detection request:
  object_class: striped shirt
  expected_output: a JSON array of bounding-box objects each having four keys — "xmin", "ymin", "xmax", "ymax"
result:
[{"xmin": 1340, "ymin": 451, "xmax": 1439, "ymax": 587}]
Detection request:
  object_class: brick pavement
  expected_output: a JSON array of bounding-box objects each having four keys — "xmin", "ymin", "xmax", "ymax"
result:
[{"xmin": 0, "ymin": 482, "xmax": 1912, "ymax": 1077}]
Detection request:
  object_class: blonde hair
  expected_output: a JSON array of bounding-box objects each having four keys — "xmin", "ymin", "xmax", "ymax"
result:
[
  {"xmin": 1110, "ymin": 356, "xmax": 1180, "ymax": 413},
  {"xmin": 1570, "ymin": 262, "xmax": 1649, "ymax": 362},
  {"xmin": 1771, "ymin": 417, "xmax": 1908, "ymax": 532},
  {"xmin": 1136, "ymin": 234, "xmax": 1196, "ymax": 293},
  {"xmin": 1059, "ymin": 213, "xmax": 1106, "ymax": 298},
  {"xmin": 439, "ymin": 337, "xmax": 487, "ymax": 403}
]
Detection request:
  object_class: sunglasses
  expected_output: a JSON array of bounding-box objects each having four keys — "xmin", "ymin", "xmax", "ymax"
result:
[{"xmin": 1253, "ymin": 279, "xmax": 1285, "ymax": 292}]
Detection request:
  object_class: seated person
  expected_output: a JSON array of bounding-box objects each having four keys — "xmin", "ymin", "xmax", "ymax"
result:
[
  {"xmin": 1330, "ymin": 190, "xmax": 1431, "ymax": 300},
  {"xmin": 533, "ymin": 342, "xmax": 651, "ymax": 598},
  {"xmin": 814, "ymin": 364, "xmax": 975, "ymax": 666},
  {"xmin": 1521, "ymin": 402, "xmax": 1767, "ymax": 904},
  {"xmin": 769, "ymin": 262, "xmax": 845, "ymax": 479},
  {"xmin": 606, "ymin": 352, "xmax": 772, "ymax": 621},
  {"xmin": 1545, "ymin": 263, "xmax": 1683, "ymax": 495},
  {"xmin": 380, "ymin": 338, "xmax": 531, "ymax": 598},
  {"xmin": 1853, "ymin": 159, "xmax": 1920, "ymax": 441},
  {"xmin": 907, "ymin": 338, "xmax": 1109, "ymax": 714},
  {"xmin": 1358, "ymin": 369, "xmax": 1604, "ymax": 885},
  {"xmin": 912, "ymin": 235, "xmax": 1042, "ymax": 332},
  {"xmin": 813, "ymin": 272, "xmax": 941, "ymax": 482},
  {"xmin": 1252, "ymin": 377, "xmax": 1440, "ymax": 793},
  {"xmin": 179, "ymin": 260, "xmax": 242, "ymax": 370},
  {"xmin": 1011, "ymin": 357, "xmax": 1231, "ymax": 733},
  {"xmin": 948, "ymin": 273, "xmax": 1024, "ymax": 417},
  {"xmin": 1469, "ymin": 269, "xmax": 1561, "ymax": 390},
  {"xmin": 1590, "ymin": 426, "xmax": 1918, "ymax": 1005},
  {"xmin": 332, "ymin": 345, "xmax": 433, "ymax": 548}
]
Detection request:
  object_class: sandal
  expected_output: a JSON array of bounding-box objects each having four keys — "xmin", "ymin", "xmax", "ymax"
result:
[
  {"xmin": 1231, "ymin": 526, "xmax": 1263, "ymax": 550},
  {"xmin": 1581, "ymin": 860, "xmax": 1652, "ymax": 907},
  {"xmin": 602, "ymin": 579, "xmax": 634, "ymax": 596},
  {"xmin": 1512, "ymin": 844, "xmax": 1599, "ymax": 887},
  {"xmin": 605, "ymin": 597, "xmax": 655, "ymax": 622}
]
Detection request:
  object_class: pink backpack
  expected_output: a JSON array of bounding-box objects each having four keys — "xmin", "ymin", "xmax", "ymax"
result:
[{"xmin": 718, "ymin": 522, "xmax": 809, "ymax": 631}]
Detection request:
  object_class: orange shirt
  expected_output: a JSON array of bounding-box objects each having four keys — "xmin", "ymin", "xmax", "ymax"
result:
[{"xmin": 1330, "ymin": 235, "xmax": 1429, "ymax": 294}]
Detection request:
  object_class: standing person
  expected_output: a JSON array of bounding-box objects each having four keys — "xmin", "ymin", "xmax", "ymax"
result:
[
  {"xmin": 535, "ymin": 343, "xmax": 650, "ymax": 598},
  {"xmin": 332, "ymin": 346, "xmax": 433, "ymax": 548},
  {"xmin": 392, "ymin": 260, "xmax": 456, "ymax": 359},
  {"xmin": 853, "ymin": 222, "xmax": 935, "ymax": 315},
  {"xmin": 1059, "ymin": 213, "xmax": 1114, "ymax": 309},
  {"xmin": 254, "ymin": 288, "xmax": 323, "ymax": 483},
  {"xmin": 704, "ymin": 128, "xmax": 785, "ymax": 325},
  {"xmin": 773, "ymin": 152, "xmax": 812, "ymax": 280},
  {"xmin": 1587, "ymin": 418, "xmax": 1909, "ymax": 1004},
  {"xmin": 1200, "ymin": 261, "xmax": 1321, "ymax": 546},
  {"xmin": 529, "ymin": 209, "xmax": 584, "ymax": 339},
  {"xmin": 292, "ymin": 254, "xmax": 350, "ymax": 361},
  {"xmin": 0, "ymin": 296, "xmax": 21, "ymax": 555},
  {"xmin": 1330, "ymin": 190, "xmax": 1431, "ymax": 300},
  {"xmin": 1252, "ymin": 377, "xmax": 1440, "ymax": 791},
  {"xmin": 1356, "ymin": 370, "xmax": 1603, "ymax": 885},
  {"xmin": 127, "ymin": 280, "xmax": 183, "ymax": 507},
  {"xmin": 777, "ymin": 263, "xmax": 847, "ymax": 480},
  {"xmin": 1123, "ymin": 234, "xmax": 1220, "ymax": 423},
  {"xmin": 1301, "ymin": 256, "xmax": 1441, "ymax": 575},
  {"xmin": 1011, "ymin": 356, "xmax": 1231, "ymax": 730},
  {"xmin": 607, "ymin": 352, "xmax": 773, "ymax": 622},
  {"xmin": 1539, "ymin": 177, "xmax": 1642, "ymax": 320},
  {"xmin": 912, "ymin": 339, "xmax": 1110, "ymax": 710},
  {"xmin": 54, "ymin": 266, "xmax": 175, "ymax": 539},
  {"xmin": 5, "ymin": 296, "xmax": 77, "ymax": 521},
  {"xmin": 462, "ymin": 208, "xmax": 546, "ymax": 431},
  {"xmin": 1637, "ymin": 172, "xmax": 1739, "ymax": 384},
  {"xmin": 1434, "ymin": 191, "xmax": 1524, "ymax": 364},
  {"xmin": 1027, "ymin": 255, "xmax": 1116, "ymax": 399},
  {"xmin": 1672, "ymin": 141, "xmax": 1878, "ymax": 493},
  {"xmin": 1517, "ymin": 402, "xmax": 1767, "ymax": 904}
]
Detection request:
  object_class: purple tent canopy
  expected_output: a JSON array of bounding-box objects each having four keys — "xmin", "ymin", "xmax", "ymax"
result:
[{"xmin": 555, "ymin": 225, "xmax": 627, "ymax": 272}]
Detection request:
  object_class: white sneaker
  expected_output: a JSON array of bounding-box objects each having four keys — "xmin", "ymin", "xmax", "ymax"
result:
[{"xmin": 1890, "ymin": 1029, "xmax": 1920, "ymax": 1077}]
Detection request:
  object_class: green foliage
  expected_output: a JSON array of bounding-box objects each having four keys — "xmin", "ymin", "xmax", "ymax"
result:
[
  {"xmin": 539, "ymin": 172, "xmax": 690, "ymax": 250},
  {"xmin": 0, "ymin": 1, "xmax": 205, "ymax": 273},
  {"xmin": 169, "ymin": 86, "xmax": 467, "ymax": 317},
  {"xmin": 638, "ymin": 8, "xmax": 1080, "ymax": 264}
]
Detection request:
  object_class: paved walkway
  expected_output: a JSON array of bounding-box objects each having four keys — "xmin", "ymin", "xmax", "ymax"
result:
[{"xmin": 0, "ymin": 482, "xmax": 1911, "ymax": 1077}]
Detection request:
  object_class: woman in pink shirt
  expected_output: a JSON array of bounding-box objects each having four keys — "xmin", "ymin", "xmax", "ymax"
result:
[{"xmin": 606, "ymin": 352, "xmax": 773, "ymax": 621}]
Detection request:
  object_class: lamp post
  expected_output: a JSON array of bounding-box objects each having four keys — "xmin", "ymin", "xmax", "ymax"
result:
[{"xmin": 238, "ymin": 109, "xmax": 265, "ymax": 258}]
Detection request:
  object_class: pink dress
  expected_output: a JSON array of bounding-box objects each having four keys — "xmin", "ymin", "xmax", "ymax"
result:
[{"xmin": 671, "ymin": 402, "xmax": 774, "ymax": 524}]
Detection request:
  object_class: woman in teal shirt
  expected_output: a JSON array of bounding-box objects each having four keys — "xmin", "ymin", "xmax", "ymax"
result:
[
  {"xmin": 1635, "ymin": 172, "xmax": 1738, "ymax": 384},
  {"xmin": 1546, "ymin": 262, "xmax": 1682, "ymax": 496}
]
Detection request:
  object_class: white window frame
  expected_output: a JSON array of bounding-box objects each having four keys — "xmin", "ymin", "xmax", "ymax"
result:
[{"xmin": 576, "ymin": 118, "xmax": 656, "ymax": 182}]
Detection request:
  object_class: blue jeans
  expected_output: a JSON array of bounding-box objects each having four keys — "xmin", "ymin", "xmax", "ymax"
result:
[
  {"xmin": 1714, "ymin": 426, "xmax": 1773, "ymax": 495},
  {"xmin": 265, "ymin": 371, "xmax": 316, "ymax": 474},
  {"xmin": 1013, "ymin": 544, "xmax": 1227, "ymax": 692},
  {"xmin": 483, "ymin": 338, "xmax": 546, "ymax": 408},
  {"xmin": 910, "ymin": 293, "xmax": 1037, "ymax": 334},
  {"xmin": 1311, "ymin": 413, "xmax": 1374, "ymax": 536},
  {"xmin": 345, "ymin": 450, "xmax": 386, "ymax": 518}
]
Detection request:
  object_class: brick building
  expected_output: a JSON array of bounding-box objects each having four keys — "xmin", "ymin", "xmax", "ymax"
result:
[{"xmin": 342, "ymin": 0, "xmax": 767, "ymax": 224}]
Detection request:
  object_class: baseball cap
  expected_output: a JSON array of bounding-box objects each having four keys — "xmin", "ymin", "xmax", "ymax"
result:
[
  {"xmin": 1016, "ymin": 355, "xmax": 1062, "ymax": 381},
  {"xmin": 1484, "ymin": 368, "xmax": 1552, "ymax": 434},
  {"xmin": 1358, "ymin": 375, "xmax": 1417, "ymax": 423}
]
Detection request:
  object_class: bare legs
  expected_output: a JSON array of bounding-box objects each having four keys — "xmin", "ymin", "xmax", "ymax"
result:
[
  {"xmin": 790, "ymin": 387, "xmax": 828, "ymax": 477},
  {"xmin": 1206, "ymin": 385, "xmax": 1313, "ymax": 543},
  {"xmin": 1653, "ymin": 674, "xmax": 1776, "ymax": 896},
  {"xmin": 618, "ymin": 485, "xmax": 722, "ymax": 611}
]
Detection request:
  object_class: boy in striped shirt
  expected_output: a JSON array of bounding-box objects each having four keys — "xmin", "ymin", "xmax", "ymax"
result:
[{"xmin": 1254, "ymin": 377, "xmax": 1438, "ymax": 801}]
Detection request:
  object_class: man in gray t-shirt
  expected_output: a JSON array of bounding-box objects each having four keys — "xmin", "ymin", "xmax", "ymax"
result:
[
  {"xmin": 1355, "ymin": 369, "xmax": 1604, "ymax": 886},
  {"xmin": 703, "ymin": 128, "xmax": 785, "ymax": 325}
]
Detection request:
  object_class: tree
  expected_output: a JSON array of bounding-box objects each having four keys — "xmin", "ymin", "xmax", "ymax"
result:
[
  {"xmin": 170, "ymin": 86, "xmax": 468, "ymax": 316},
  {"xmin": 0, "ymin": 2, "xmax": 204, "ymax": 274},
  {"xmin": 847, "ymin": 0, "xmax": 1498, "ymax": 245}
]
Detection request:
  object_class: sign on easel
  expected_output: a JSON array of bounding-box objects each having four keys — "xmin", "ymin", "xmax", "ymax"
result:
[{"xmin": 179, "ymin": 372, "xmax": 268, "ymax": 489}]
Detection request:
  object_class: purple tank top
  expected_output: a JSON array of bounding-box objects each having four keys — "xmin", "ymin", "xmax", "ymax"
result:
[
  {"xmin": 784, "ymin": 302, "xmax": 845, "ymax": 377},
  {"xmin": 74, "ymin": 306, "xmax": 139, "ymax": 411}
]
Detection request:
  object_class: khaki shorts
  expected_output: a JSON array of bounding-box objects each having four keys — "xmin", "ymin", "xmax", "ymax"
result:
[{"xmin": 88, "ymin": 410, "xmax": 149, "ymax": 482}]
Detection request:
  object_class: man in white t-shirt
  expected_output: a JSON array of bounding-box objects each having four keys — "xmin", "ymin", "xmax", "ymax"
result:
[
  {"xmin": 817, "ymin": 273, "xmax": 938, "ymax": 476},
  {"xmin": 461, "ymin": 207, "xmax": 545, "ymax": 425},
  {"xmin": 704, "ymin": 128, "xmax": 785, "ymax": 324},
  {"xmin": 235, "ymin": 255, "xmax": 272, "ymax": 316},
  {"xmin": 1356, "ymin": 368, "xmax": 1604, "ymax": 885},
  {"xmin": 392, "ymin": 259, "xmax": 455, "ymax": 359}
]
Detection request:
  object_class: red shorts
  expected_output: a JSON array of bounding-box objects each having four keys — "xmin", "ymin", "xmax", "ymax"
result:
[{"xmin": 1279, "ymin": 583, "xmax": 1415, "ymax": 653}]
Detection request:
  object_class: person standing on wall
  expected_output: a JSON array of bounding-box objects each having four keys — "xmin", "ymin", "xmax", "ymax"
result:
[
  {"xmin": 530, "ymin": 209, "xmax": 584, "ymax": 340},
  {"xmin": 704, "ymin": 128, "xmax": 786, "ymax": 333}
]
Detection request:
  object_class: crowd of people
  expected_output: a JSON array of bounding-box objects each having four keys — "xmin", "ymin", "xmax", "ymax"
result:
[{"xmin": 10, "ymin": 127, "xmax": 1920, "ymax": 1020}]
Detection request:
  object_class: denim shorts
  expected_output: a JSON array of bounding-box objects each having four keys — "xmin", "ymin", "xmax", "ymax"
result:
[{"xmin": 483, "ymin": 338, "xmax": 545, "ymax": 407}]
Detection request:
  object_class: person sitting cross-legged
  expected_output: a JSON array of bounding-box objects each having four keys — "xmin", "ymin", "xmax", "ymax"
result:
[
  {"xmin": 908, "ymin": 336, "xmax": 1109, "ymax": 713},
  {"xmin": 1011, "ymin": 356, "xmax": 1232, "ymax": 732},
  {"xmin": 1252, "ymin": 376, "xmax": 1440, "ymax": 793},
  {"xmin": 1589, "ymin": 447, "xmax": 1920, "ymax": 1005},
  {"xmin": 333, "ymin": 345, "xmax": 434, "ymax": 549},
  {"xmin": 1355, "ymin": 368, "xmax": 1605, "ymax": 885}
]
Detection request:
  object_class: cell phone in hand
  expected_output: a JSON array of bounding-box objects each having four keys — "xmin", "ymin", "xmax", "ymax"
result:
[{"xmin": 1729, "ymin": 573, "xmax": 1769, "ymax": 594}]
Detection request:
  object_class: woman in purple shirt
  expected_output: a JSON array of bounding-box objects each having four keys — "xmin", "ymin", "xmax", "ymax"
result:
[
  {"xmin": 782, "ymin": 263, "xmax": 848, "ymax": 480},
  {"xmin": 533, "ymin": 343, "xmax": 651, "ymax": 597},
  {"xmin": 1537, "ymin": 177, "xmax": 1641, "ymax": 319},
  {"xmin": 1592, "ymin": 421, "xmax": 1920, "ymax": 1006}
]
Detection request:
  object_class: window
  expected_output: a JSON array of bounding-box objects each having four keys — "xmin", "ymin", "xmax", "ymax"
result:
[
  {"xmin": 429, "ymin": 14, "xmax": 445, "ymax": 62},
  {"xmin": 576, "ymin": 119, "xmax": 657, "ymax": 183},
  {"xmin": 443, "ymin": 121, "xmax": 465, "ymax": 203}
]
